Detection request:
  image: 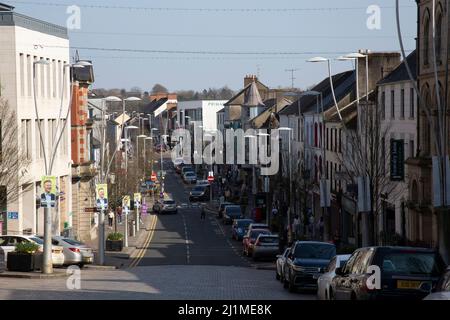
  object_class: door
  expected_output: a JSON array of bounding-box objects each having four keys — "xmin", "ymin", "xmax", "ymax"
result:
[
  {"xmin": 335, "ymin": 250, "xmax": 361, "ymax": 300},
  {"xmin": 0, "ymin": 236, "xmax": 15, "ymax": 262}
]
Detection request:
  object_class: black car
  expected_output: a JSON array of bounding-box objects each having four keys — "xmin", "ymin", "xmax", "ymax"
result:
[
  {"xmin": 331, "ymin": 246, "xmax": 447, "ymax": 300},
  {"xmin": 189, "ymin": 185, "xmax": 209, "ymax": 202},
  {"xmin": 283, "ymin": 241, "xmax": 336, "ymax": 292}
]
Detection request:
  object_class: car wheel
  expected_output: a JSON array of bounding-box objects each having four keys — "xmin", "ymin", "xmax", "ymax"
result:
[{"xmin": 283, "ymin": 277, "xmax": 289, "ymax": 289}]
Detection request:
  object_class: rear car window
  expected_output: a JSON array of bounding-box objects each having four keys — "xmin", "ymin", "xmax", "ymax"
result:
[
  {"xmin": 258, "ymin": 236, "xmax": 278, "ymax": 243},
  {"xmin": 63, "ymin": 238, "xmax": 84, "ymax": 246},
  {"xmin": 294, "ymin": 243, "xmax": 336, "ymax": 260},
  {"xmin": 226, "ymin": 206, "xmax": 241, "ymax": 214},
  {"xmin": 251, "ymin": 230, "xmax": 270, "ymax": 239},
  {"xmin": 29, "ymin": 237, "xmax": 44, "ymax": 245},
  {"xmin": 381, "ymin": 252, "xmax": 445, "ymax": 276},
  {"xmin": 164, "ymin": 200, "xmax": 175, "ymax": 205}
]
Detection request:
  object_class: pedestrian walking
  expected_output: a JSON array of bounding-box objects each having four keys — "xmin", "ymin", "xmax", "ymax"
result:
[
  {"xmin": 108, "ymin": 209, "xmax": 114, "ymax": 228},
  {"xmin": 200, "ymin": 205, "xmax": 206, "ymax": 220}
]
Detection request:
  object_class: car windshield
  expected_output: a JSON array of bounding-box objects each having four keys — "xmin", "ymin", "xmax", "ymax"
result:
[
  {"xmin": 294, "ymin": 243, "xmax": 336, "ymax": 260},
  {"xmin": 164, "ymin": 200, "xmax": 175, "ymax": 205},
  {"xmin": 250, "ymin": 230, "xmax": 270, "ymax": 239},
  {"xmin": 185, "ymin": 172, "xmax": 195, "ymax": 177},
  {"xmin": 29, "ymin": 237, "xmax": 44, "ymax": 245},
  {"xmin": 62, "ymin": 238, "xmax": 84, "ymax": 246},
  {"xmin": 193, "ymin": 186, "xmax": 206, "ymax": 192},
  {"xmin": 381, "ymin": 252, "xmax": 445, "ymax": 276}
]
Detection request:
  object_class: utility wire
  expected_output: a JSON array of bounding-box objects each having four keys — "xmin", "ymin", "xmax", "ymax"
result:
[{"xmin": 7, "ymin": 0, "xmax": 415, "ymax": 13}]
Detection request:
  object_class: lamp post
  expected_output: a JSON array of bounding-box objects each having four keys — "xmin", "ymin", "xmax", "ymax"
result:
[
  {"xmin": 278, "ymin": 127, "xmax": 293, "ymax": 243},
  {"xmin": 33, "ymin": 59, "xmax": 89, "ymax": 274},
  {"xmin": 123, "ymin": 125, "xmax": 138, "ymax": 246}
]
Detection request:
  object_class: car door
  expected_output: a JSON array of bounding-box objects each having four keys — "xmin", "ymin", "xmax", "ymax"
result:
[
  {"xmin": 334, "ymin": 250, "xmax": 360, "ymax": 300},
  {"xmin": 0, "ymin": 236, "xmax": 14, "ymax": 261}
]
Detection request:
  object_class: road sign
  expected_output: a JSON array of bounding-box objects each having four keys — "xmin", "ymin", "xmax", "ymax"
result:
[
  {"xmin": 7, "ymin": 212, "xmax": 18, "ymax": 220},
  {"xmin": 208, "ymin": 176, "xmax": 214, "ymax": 183},
  {"xmin": 151, "ymin": 173, "xmax": 157, "ymax": 182}
]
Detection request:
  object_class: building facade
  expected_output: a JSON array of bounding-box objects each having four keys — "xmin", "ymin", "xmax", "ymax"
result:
[{"xmin": 0, "ymin": 4, "xmax": 72, "ymax": 236}]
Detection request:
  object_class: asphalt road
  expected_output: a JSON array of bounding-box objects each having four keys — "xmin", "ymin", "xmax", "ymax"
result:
[{"xmin": 137, "ymin": 159, "xmax": 251, "ymax": 267}]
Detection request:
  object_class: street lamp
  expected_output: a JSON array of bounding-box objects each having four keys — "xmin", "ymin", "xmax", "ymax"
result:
[
  {"xmin": 123, "ymin": 125, "xmax": 138, "ymax": 247},
  {"xmin": 33, "ymin": 58, "xmax": 90, "ymax": 274},
  {"xmin": 307, "ymin": 57, "xmax": 342, "ymax": 122},
  {"xmin": 279, "ymin": 127, "xmax": 293, "ymax": 244}
]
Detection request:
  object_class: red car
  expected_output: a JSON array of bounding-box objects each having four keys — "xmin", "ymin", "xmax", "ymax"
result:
[{"xmin": 242, "ymin": 229, "xmax": 271, "ymax": 257}]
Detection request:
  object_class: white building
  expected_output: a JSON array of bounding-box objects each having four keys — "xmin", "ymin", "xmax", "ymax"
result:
[
  {"xmin": 0, "ymin": 4, "xmax": 71, "ymax": 236},
  {"xmin": 378, "ymin": 50, "xmax": 418, "ymax": 239},
  {"xmin": 177, "ymin": 100, "xmax": 228, "ymax": 132}
]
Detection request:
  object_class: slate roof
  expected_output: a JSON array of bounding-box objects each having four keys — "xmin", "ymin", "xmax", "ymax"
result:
[
  {"xmin": 378, "ymin": 50, "xmax": 417, "ymax": 85},
  {"xmin": 279, "ymin": 70, "xmax": 355, "ymax": 116},
  {"xmin": 142, "ymin": 98, "xmax": 168, "ymax": 114}
]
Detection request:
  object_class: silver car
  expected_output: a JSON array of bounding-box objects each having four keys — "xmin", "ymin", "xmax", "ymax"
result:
[
  {"xmin": 52, "ymin": 236, "xmax": 94, "ymax": 266},
  {"xmin": 252, "ymin": 234, "xmax": 279, "ymax": 260}
]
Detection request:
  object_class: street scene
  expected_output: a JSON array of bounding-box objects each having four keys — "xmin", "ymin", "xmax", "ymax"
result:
[{"xmin": 0, "ymin": 0, "xmax": 450, "ymax": 305}]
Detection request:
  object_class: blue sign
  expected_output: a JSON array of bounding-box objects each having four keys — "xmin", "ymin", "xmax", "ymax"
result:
[{"xmin": 7, "ymin": 212, "xmax": 18, "ymax": 220}]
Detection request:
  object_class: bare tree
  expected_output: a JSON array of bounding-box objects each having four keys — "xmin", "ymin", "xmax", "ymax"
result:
[
  {"xmin": 0, "ymin": 98, "xmax": 32, "ymax": 209},
  {"xmin": 336, "ymin": 101, "xmax": 405, "ymax": 246}
]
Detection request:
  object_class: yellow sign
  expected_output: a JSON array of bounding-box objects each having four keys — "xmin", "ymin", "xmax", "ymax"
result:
[
  {"xmin": 96, "ymin": 184, "xmax": 108, "ymax": 210},
  {"xmin": 122, "ymin": 195, "xmax": 131, "ymax": 208},
  {"xmin": 40, "ymin": 176, "xmax": 57, "ymax": 208}
]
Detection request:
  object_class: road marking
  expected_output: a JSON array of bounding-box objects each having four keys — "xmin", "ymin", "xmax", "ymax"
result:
[
  {"xmin": 182, "ymin": 213, "xmax": 190, "ymax": 264},
  {"xmin": 129, "ymin": 214, "xmax": 158, "ymax": 268}
]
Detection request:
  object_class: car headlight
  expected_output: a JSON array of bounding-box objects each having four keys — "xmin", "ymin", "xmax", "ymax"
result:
[
  {"xmin": 292, "ymin": 265, "xmax": 305, "ymax": 272},
  {"xmin": 237, "ymin": 228, "xmax": 243, "ymax": 234}
]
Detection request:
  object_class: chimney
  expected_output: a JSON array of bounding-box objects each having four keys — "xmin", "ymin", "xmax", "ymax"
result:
[{"xmin": 244, "ymin": 74, "xmax": 258, "ymax": 88}]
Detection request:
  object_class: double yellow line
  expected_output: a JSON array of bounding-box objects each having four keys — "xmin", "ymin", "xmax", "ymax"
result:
[{"xmin": 129, "ymin": 214, "xmax": 158, "ymax": 268}]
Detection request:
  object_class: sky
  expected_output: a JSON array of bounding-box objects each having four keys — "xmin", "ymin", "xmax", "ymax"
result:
[{"xmin": 7, "ymin": 0, "xmax": 417, "ymax": 92}]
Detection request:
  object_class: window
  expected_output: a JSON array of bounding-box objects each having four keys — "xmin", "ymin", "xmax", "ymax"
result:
[
  {"xmin": 409, "ymin": 140, "xmax": 415, "ymax": 158},
  {"xmin": 314, "ymin": 123, "xmax": 318, "ymax": 147},
  {"xmin": 334, "ymin": 129, "xmax": 338, "ymax": 152},
  {"xmin": 52, "ymin": 59, "xmax": 57, "ymax": 98},
  {"xmin": 27, "ymin": 55, "xmax": 32, "ymax": 96},
  {"xmin": 46, "ymin": 58, "xmax": 51, "ymax": 98},
  {"xmin": 19, "ymin": 53, "xmax": 25, "ymax": 96},
  {"xmin": 436, "ymin": 13, "xmax": 442, "ymax": 62},
  {"xmin": 338, "ymin": 129, "xmax": 342, "ymax": 153},
  {"xmin": 326, "ymin": 128, "xmax": 329, "ymax": 150},
  {"xmin": 381, "ymin": 91, "xmax": 386, "ymax": 120},
  {"xmin": 424, "ymin": 16, "xmax": 430, "ymax": 65},
  {"xmin": 40, "ymin": 57, "xmax": 45, "ymax": 97},
  {"xmin": 21, "ymin": 120, "xmax": 32, "ymax": 159},
  {"xmin": 391, "ymin": 90, "xmax": 395, "ymax": 119},
  {"xmin": 381, "ymin": 138, "xmax": 386, "ymax": 175},
  {"xmin": 330, "ymin": 129, "xmax": 334, "ymax": 151},
  {"xmin": 410, "ymin": 88, "xmax": 415, "ymax": 118},
  {"xmin": 400, "ymin": 89, "xmax": 405, "ymax": 118}
]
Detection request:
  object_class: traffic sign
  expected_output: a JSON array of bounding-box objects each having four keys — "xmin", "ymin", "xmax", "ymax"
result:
[
  {"xmin": 151, "ymin": 173, "xmax": 157, "ymax": 182},
  {"xmin": 208, "ymin": 175, "xmax": 214, "ymax": 183}
]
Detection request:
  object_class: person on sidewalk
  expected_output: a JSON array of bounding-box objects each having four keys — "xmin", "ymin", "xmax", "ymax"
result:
[
  {"xmin": 117, "ymin": 206, "xmax": 123, "ymax": 224},
  {"xmin": 200, "ymin": 205, "xmax": 206, "ymax": 220},
  {"xmin": 108, "ymin": 209, "xmax": 114, "ymax": 228}
]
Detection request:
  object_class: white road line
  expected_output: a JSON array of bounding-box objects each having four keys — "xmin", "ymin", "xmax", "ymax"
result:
[{"xmin": 182, "ymin": 213, "xmax": 190, "ymax": 264}]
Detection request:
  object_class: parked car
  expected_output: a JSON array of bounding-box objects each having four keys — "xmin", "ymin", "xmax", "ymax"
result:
[
  {"xmin": 222, "ymin": 205, "xmax": 243, "ymax": 224},
  {"xmin": 248, "ymin": 223, "xmax": 269, "ymax": 233},
  {"xmin": 181, "ymin": 166, "xmax": 194, "ymax": 176},
  {"xmin": 52, "ymin": 236, "xmax": 94, "ymax": 267},
  {"xmin": 0, "ymin": 247, "xmax": 5, "ymax": 273},
  {"xmin": 317, "ymin": 254, "xmax": 351, "ymax": 300},
  {"xmin": 0, "ymin": 235, "xmax": 65, "ymax": 266},
  {"xmin": 173, "ymin": 158, "xmax": 184, "ymax": 167},
  {"xmin": 189, "ymin": 185, "xmax": 209, "ymax": 202},
  {"xmin": 231, "ymin": 219, "xmax": 253, "ymax": 241},
  {"xmin": 242, "ymin": 229, "xmax": 272, "ymax": 257},
  {"xmin": 283, "ymin": 241, "xmax": 336, "ymax": 292},
  {"xmin": 196, "ymin": 180, "xmax": 210, "ymax": 187},
  {"xmin": 276, "ymin": 248, "xmax": 291, "ymax": 281},
  {"xmin": 252, "ymin": 234, "xmax": 279, "ymax": 261},
  {"xmin": 183, "ymin": 171, "xmax": 197, "ymax": 184},
  {"xmin": 424, "ymin": 267, "xmax": 450, "ymax": 300},
  {"xmin": 332, "ymin": 246, "xmax": 446, "ymax": 300},
  {"xmin": 218, "ymin": 201, "xmax": 234, "ymax": 219},
  {"xmin": 153, "ymin": 199, "xmax": 178, "ymax": 214}
]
